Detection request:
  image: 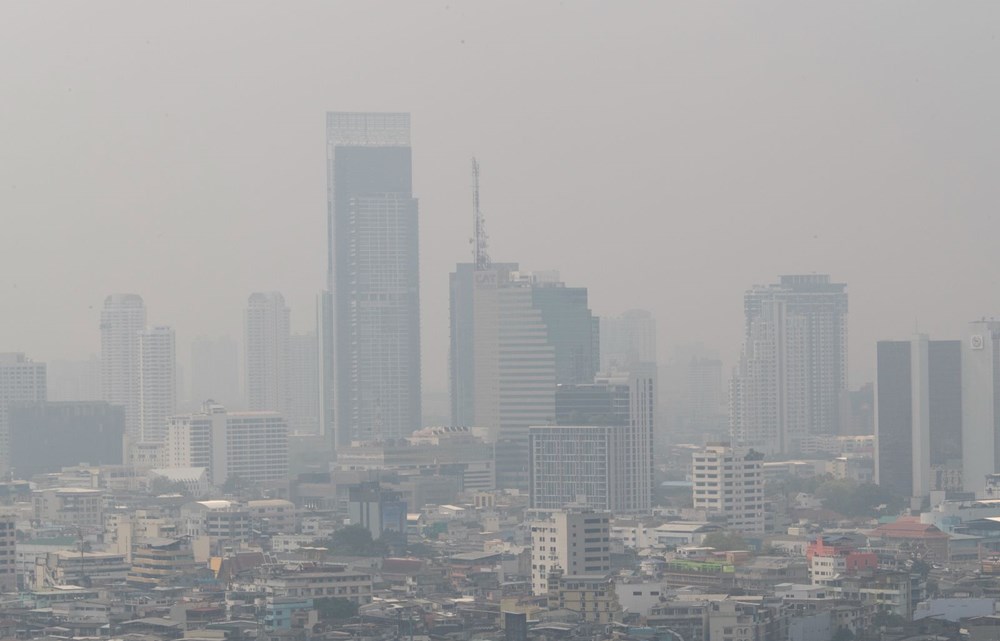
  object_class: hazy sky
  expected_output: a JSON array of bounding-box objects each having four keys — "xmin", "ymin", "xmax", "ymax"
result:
[{"xmin": 2, "ymin": 2, "xmax": 999, "ymax": 394}]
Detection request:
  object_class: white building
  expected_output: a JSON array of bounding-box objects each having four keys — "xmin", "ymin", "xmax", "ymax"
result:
[
  {"xmin": 731, "ymin": 276, "xmax": 848, "ymax": 456},
  {"xmin": 691, "ymin": 444, "xmax": 765, "ymax": 533},
  {"xmin": 0, "ymin": 353, "xmax": 46, "ymax": 470},
  {"xmin": 529, "ymin": 509, "xmax": 610, "ymax": 596},
  {"xmin": 138, "ymin": 326, "xmax": 176, "ymax": 443},
  {"xmin": 963, "ymin": 321, "xmax": 1000, "ymax": 495},
  {"xmin": 245, "ymin": 292, "xmax": 290, "ymax": 415},
  {"xmin": 164, "ymin": 402, "xmax": 288, "ymax": 486},
  {"xmin": 100, "ymin": 294, "xmax": 147, "ymax": 440}
]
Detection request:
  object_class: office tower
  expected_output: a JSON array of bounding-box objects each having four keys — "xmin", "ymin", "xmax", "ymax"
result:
[
  {"xmin": 840, "ymin": 383, "xmax": 875, "ymax": 436},
  {"xmin": 962, "ymin": 321, "xmax": 1000, "ymax": 494},
  {"xmin": 529, "ymin": 509, "xmax": 610, "ymax": 596},
  {"xmin": 245, "ymin": 292, "xmax": 290, "ymax": 413},
  {"xmin": 600, "ymin": 309, "xmax": 657, "ymax": 372},
  {"xmin": 326, "ymin": 112, "xmax": 421, "ymax": 447},
  {"xmin": 875, "ymin": 337, "xmax": 962, "ymax": 498},
  {"xmin": 0, "ymin": 353, "xmax": 47, "ymax": 471},
  {"xmin": 287, "ymin": 332, "xmax": 320, "ymax": 434},
  {"xmin": 101, "ymin": 294, "xmax": 147, "ymax": 439},
  {"xmin": 47, "ymin": 357, "xmax": 101, "ymax": 402},
  {"xmin": 450, "ymin": 264, "xmax": 599, "ymax": 489},
  {"xmin": 164, "ymin": 402, "xmax": 288, "ymax": 486},
  {"xmin": 348, "ymin": 481, "xmax": 407, "ymax": 540},
  {"xmin": 138, "ymin": 326, "xmax": 176, "ymax": 442},
  {"xmin": 730, "ymin": 275, "xmax": 848, "ymax": 455},
  {"xmin": 533, "ymin": 367, "xmax": 655, "ymax": 513},
  {"xmin": 9, "ymin": 401, "xmax": 125, "ymax": 478},
  {"xmin": 190, "ymin": 336, "xmax": 241, "ymax": 409},
  {"xmin": 691, "ymin": 444, "xmax": 765, "ymax": 533}
]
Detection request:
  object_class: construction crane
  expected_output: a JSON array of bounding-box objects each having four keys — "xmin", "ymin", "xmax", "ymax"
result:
[{"xmin": 471, "ymin": 158, "xmax": 490, "ymax": 270}]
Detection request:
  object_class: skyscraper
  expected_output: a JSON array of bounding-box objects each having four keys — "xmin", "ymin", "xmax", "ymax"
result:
[
  {"xmin": 730, "ymin": 275, "xmax": 848, "ymax": 455},
  {"xmin": 244, "ymin": 292, "xmax": 290, "ymax": 414},
  {"xmin": 962, "ymin": 320, "xmax": 1000, "ymax": 494},
  {"xmin": 600, "ymin": 309, "xmax": 657, "ymax": 373},
  {"xmin": 875, "ymin": 336, "xmax": 962, "ymax": 498},
  {"xmin": 100, "ymin": 294, "xmax": 147, "ymax": 440},
  {"xmin": 0, "ymin": 353, "xmax": 47, "ymax": 471},
  {"xmin": 450, "ymin": 264, "xmax": 598, "ymax": 489},
  {"xmin": 326, "ymin": 112, "xmax": 421, "ymax": 446},
  {"xmin": 138, "ymin": 326, "xmax": 177, "ymax": 443},
  {"xmin": 287, "ymin": 331, "xmax": 320, "ymax": 434}
]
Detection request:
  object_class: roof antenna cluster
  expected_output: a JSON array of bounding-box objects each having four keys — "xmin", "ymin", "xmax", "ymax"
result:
[{"xmin": 472, "ymin": 157, "xmax": 491, "ymax": 270}]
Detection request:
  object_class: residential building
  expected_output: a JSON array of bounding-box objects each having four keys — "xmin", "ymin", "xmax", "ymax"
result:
[
  {"xmin": 663, "ymin": 345, "xmax": 728, "ymax": 445},
  {"xmin": 245, "ymin": 292, "xmax": 290, "ymax": 414},
  {"xmin": 0, "ymin": 513, "xmax": 15, "ymax": 592},
  {"xmin": 33, "ymin": 488, "xmax": 104, "ymax": 528},
  {"xmin": 0, "ymin": 352, "xmax": 47, "ymax": 471},
  {"xmin": 189, "ymin": 335, "xmax": 241, "ymax": 409},
  {"xmin": 286, "ymin": 332, "xmax": 319, "ymax": 434},
  {"xmin": 9, "ymin": 401, "xmax": 124, "ymax": 478},
  {"xmin": 691, "ymin": 444, "xmax": 765, "ymax": 533},
  {"xmin": 164, "ymin": 402, "xmax": 288, "ymax": 486},
  {"xmin": 325, "ymin": 112, "xmax": 421, "ymax": 447},
  {"xmin": 730, "ymin": 275, "xmax": 848, "ymax": 455},
  {"xmin": 100, "ymin": 294, "xmax": 146, "ymax": 440},
  {"xmin": 806, "ymin": 537, "xmax": 878, "ymax": 586},
  {"xmin": 529, "ymin": 509, "xmax": 610, "ymax": 596},
  {"xmin": 546, "ymin": 571, "xmax": 621, "ymax": 624},
  {"xmin": 138, "ymin": 326, "xmax": 176, "ymax": 442},
  {"xmin": 236, "ymin": 562, "xmax": 373, "ymax": 606},
  {"xmin": 181, "ymin": 500, "xmax": 251, "ymax": 550},
  {"xmin": 127, "ymin": 537, "xmax": 198, "ymax": 588},
  {"xmin": 875, "ymin": 336, "xmax": 962, "ymax": 498}
]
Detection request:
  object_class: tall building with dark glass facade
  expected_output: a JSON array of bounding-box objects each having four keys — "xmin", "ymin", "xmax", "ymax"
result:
[
  {"xmin": 875, "ymin": 336, "xmax": 962, "ymax": 498},
  {"xmin": 325, "ymin": 112, "xmax": 421, "ymax": 447}
]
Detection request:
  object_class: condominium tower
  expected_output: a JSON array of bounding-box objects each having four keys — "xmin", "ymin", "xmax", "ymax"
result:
[
  {"xmin": 100, "ymin": 294, "xmax": 147, "ymax": 439},
  {"xmin": 0, "ymin": 353, "xmax": 47, "ymax": 471},
  {"xmin": 138, "ymin": 326, "xmax": 176, "ymax": 442},
  {"xmin": 325, "ymin": 112, "xmax": 421, "ymax": 446},
  {"xmin": 245, "ymin": 292, "xmax": 290, "ymax": 414},
  {"xmin": 730, "ymin": 275, "xmax": 848, "ymax": 455}
]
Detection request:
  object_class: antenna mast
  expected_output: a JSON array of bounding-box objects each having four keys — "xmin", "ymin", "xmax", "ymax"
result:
[{"xmin": 472, "ymin": 158, "xmax": 490, "ymax": 270}]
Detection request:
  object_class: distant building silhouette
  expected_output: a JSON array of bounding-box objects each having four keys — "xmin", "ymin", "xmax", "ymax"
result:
[
  {"xmin": 730, "ymin": 275, "xmax": 848, "ymax": 455},
  {"xmin": 0, "ymin": 353, "xmax": 46, "ymax": 472},
  {"xmin": 100, "ymin": 294, "xmax": 146, "ymax": 440},
  {"xmin": 244, "ymin": 292, "xmax": 290, "ymax": 415},
  {"xmin": 138, "ymin": 326, "xmax": 176, "ymax": 443},
  {"xmin": 10, "ymin": 401, "xmax": 124, "ymax": 478},
  {"xmin": 324, "ymin": 112, "xmax": 421, "ymax": 447}
]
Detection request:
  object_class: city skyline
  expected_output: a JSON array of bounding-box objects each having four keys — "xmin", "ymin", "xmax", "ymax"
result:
[{"xmin": 4, "ymin": 3, "xmax": 1000, "ymax": 394}]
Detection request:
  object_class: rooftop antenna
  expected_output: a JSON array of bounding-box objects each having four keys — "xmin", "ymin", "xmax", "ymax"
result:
[{"xmin": 472, "ymin": 158, "xmax": 491, "ymax": 270}]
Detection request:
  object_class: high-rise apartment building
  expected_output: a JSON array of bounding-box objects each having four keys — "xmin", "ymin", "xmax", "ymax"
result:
[
  {"xmin": 101, "ymin": 294, "xmax": 147, "ymax": 439},
  {"xmin": 600, "ymin": 309, "xmax": 657, "ymax": 373},
  {"xmin": 691, "ymin": 444, "xmax": 765, "ymax": 533},
  {"xmin": 0, "ymin": 353, "xmax": 47, "ymax": 471},
  {"xmin": 287, "ymin": 332, "xmax": 320, "ymax": 434},
  {"xmin": 164, "ymin": 402, "xmax": 288, "ymax": 486},
  {"xmin": 529, "ymin": 509, "xmax": 610, "ymax": 596},
  {"xmin": 138, "ymin": 326, "xmax": 176, "ymax": 443},
  {"xmin": 245, "ymin": 292, "xmax": 290, "ymax": 415},
  {"xmin": 962, "ymin": 320, "xmax": 1000, "ymax": 494},
  {"xmin": 730, "ymin": 275, "xmax": 848, "ymax": 455},
  {"xmin": 451, "ymin": 264, "xmax": 598, "ymax": 489},
  {"xmin": 190, "ymin": 336, "xmax": 241, "ymax": 409},
  {"xmin": 47, "ymin": 357, "xmax": 101, "ymax": 402},
  {"xmin": 325, "ymin": 112, "xmax": 421, "ymax": 447},
  {"xmin": 875, "ymin": 336, "xmax": 962, "ymax": 498}
]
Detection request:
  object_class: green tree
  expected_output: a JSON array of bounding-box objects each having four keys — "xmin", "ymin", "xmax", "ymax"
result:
[
  {"xmin": 326, "ymin": 524, "xmax": 388, "ymax": 557},
  {"xmin": 315, "ymin": 597, "xmax": 358, "ymax": 621},
  {"xmin": 831, "ymin": 626, "xmax": 855, "ymax": 641},
  {"xmin": 701, "ymin": 531, "xmax": 748, "ymax": 551}
]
